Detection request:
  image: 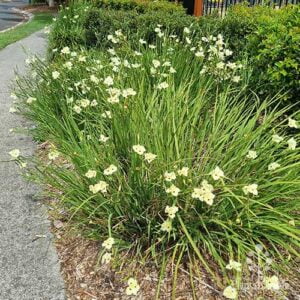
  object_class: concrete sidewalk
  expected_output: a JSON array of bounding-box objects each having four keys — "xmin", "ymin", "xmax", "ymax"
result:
[{"xmin": 0, "ymin": 31, "xmax": 65, "ymax": 300}]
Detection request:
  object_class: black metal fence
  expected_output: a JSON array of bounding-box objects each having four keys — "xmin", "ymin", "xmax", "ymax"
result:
[
  {"xmin": 177, "ymin": 0, "xmax": 299, "ymax": 15},
  {"xmin": 204, "ymin": 0, "xmax": 299, "ymax": 15}
]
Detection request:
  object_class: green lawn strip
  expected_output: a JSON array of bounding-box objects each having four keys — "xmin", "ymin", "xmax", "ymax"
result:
[{"xmin": 0, "ymin": 12, "xmax": 54, "ymax": 50}]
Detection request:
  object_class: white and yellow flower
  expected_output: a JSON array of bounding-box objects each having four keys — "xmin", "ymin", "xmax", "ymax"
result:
[
  {"xmin": 52, "ymin": 71, "xmax": 60, "ymax": 79},
  {"xmin": 26, "ymin": 96, "xmax": 36, "ymax": 104},
  {"xmin": 9, "ymin": 149, "xmax": 20, "ymax": 159},
  {"xmin": 264, "ymin": 275, "xmax": 280, "ymax": 290},
  {"xmin": 287, "ymin": 137, "xmax": 297, "ymax": 150},
  {"xmin": 192, "ymin": 180, "xmax": 215, "ymax": 205},
  {"xmin": 210, "ymin": 166, "xmax": 224, "ymax": 181},
  {"xmin": 161, "ymin": 219, "xmax": 172, "ymax": 232},
  {"xmin": 125, "ymin": 278, "xmax": 140, "ymax": 296},
  {"xmin": 226, "ymin": 260, "xmax": 242, "ymax": 272},
  {"xmin": 246, "ymin": 150, "xmax": 257, "ymax": 159},
  {"xmin": 165, "ymin": 205, "xmax": 179, "ymax": 219},
  {"xmin": 103, "ymin": 164, "xmax": 118, "ymax": 175},
  {"xmin": 164, "ymin": 171, "xmax": 176, "ymax": 182},
  {"xmin": 288, "ymin": 118, "xmax": 298, "ymax": 129},
  {"xmin": 85, "ymin": 169, "xmax": 97, "ymax": 178},
  {"xmin": 102, "ymin": 237, "xmax": 115, "ymax": 250},
  {"xmin": 268, "ymin": 162, "xmax": 280, "ymax": 171},
  {"xmin": 48, "ymin": 150, "xmax": 59, "ymax": 160},
  {"xmin": 165, "ymin": 184, "xmax": 180, "ymax": 197},
  {"xmin": 223, "ymin": 286, "xmax": 237, "ymax": 299},
  {"xmin": 99, "ymin": 134, "xmax": 109, "ymax": 143},
  {"xmin": 177, "ymin": 167, "xmax": 189, "ymax": 177},
  {"xmin": 132, "ymin": 145, "xmax": 146, "ymax": 155},
  {"xmin": 242, "ymin": 184, "xmax": 258, "ymax": 196},
  {"xmin": 101, "ymin": 252, "xmax": 112, "ymax": 264},
  {"xmin": 103, "ymin": 76, "xmax": 114, "ymax": 86},
  {"xmin": 89, "ymin": 181, "xmax": 108, "ymax": 194},
  {"xmin": 144, "ymin": 152, "xmax": 157, "ymax": 163},
  {"xmin": 272, "ymin": 134, "xmax": 283, "ymax": 143},
  {"xmin": 61, "ymin": 46, "xmax": 70, "ymax": 54}
]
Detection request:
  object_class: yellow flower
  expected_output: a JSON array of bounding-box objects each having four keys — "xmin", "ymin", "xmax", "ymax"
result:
[
  {"xmin": 19, "ymin": 162, "xmax": 27, "ymax": 169},
  {"xmin": 80, "ymin": 98, "xmax": 90, "ymax": 108},
  {"xmin": 125, "ymin": 278, "xmax": 140, "ymax": 296},
  {"xmin": 242, "ymin": 184, "xmax": 258, "ymax": 196},
  {"xmin": 26, "ymin": 96, "xmax": 36, "ymax": 104},
  {"xmin": 165, "ymin": 184, "xmax": 180, "ymax": 197},
  {"xmin": 103, "ymin": 76, "xmax": 114, "ymax": 86},
  {"xmin": 226, "ymin": 260, "xmax": 242, "ymax": 272},
  {"xmin": 246, "ymin": 150, "xmax": 257, "ymax": 159},
  {"xmin": 288, "ymin": 219, "xmax": 295, "ymax": 226},
  {"xmin": 9, "ymin": 149, "xmax": 20, "ymax": 159},
  {"xmin": 288, "ymin": 118, "xmax": 298, "ymax": 129},
  {"xmin": 102, "ymin": 237, "xmax": 115, "ymax": 250},
  {"xmin": 144, "ymin": 152, "xmax": 157, "ymax": 163},
  {"xmin": 265, "ymin": 275, "xmax": 280, "ymax": 290},
  {"xmin": 287, "ymin": 137, "xmax": 297, "ymax": 150},
  {"xmin": 52, "ymin": 71, "xmax": 60, "ymax": 79},
  {"xmin": 210, "ymin": 166, "xmax": 225, "ymax": 181},
  {"xmin": 99, "ymin": 134, "xmax": 109, "ymax": 143},
  {"xmin": 165, "ymin": 205, "xmax": 179, "ymax": 219},
  {"xmin": 272, "ymin": 134, "xmax": 283, "ymax": 143},
  {"xmin": 157, "ymin": 81, "xmax": 169, "ymax": 90},
  {"xmin": 103, "ymin": 164, "xmax": 118, "ymax": 175},
  {"xmin": 268, "ymin": 162, "xmax": 280, "ymax": 171},
  {"xmin": 48, "ymin": 150, "xmax": 60, "ymax": 160},
  {"xmin": 164, "ymin": 171, "xmax": 176, "ymax": 182},
  {"xmin": 73, "ymin": 105, "xmax": 82, "ymax": 114},
  {"xmin": 161, "ymin": 219, "xmax": 172, "ymax": 232},
  {"xmin": 192, "ymin": 180, "xmax": 215, "ymax": 205},
  {"xmin": 61, "ymin": 46, "xmax": 70, "ymax": 54},
  {"xmin": 132, "ymin": 145, "xmax": 146, "ymax": 155},
  {"xmin": 177, "ymin": 167, "xmax": 189, "ymax": 177},
  {"xmin": 223, "ymin": 286, "xmax": 237, "ymax": 299},
  {"xmin": 85, "ymin": 170, "xmax": 97, "ymax": 178},
  {"xmin": 90, "ymin": 74, "xmax": 99, "ymax": 84},
  {"xmin": 101, "ymin": 253, "xmax": 112, "ymax": 264},
  {"xmin": 89, "ymin": 181, "xmax": 108, "ymax": 194}
]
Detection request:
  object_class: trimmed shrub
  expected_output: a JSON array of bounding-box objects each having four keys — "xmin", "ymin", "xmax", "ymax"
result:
[
  {"xmin": 210, "ymin": 4, "xmax": 300, "ymax": 105},
  {"xmin": 246, "ymin": 5, "xmax": 300, "ymax": 104},
  {"xmin": 95, "ymin": 0, "xmax": 186, "ymax": 14},
  {"xmin": 84, "ymin": 8, "xmax": 195, "ymax": 49}
]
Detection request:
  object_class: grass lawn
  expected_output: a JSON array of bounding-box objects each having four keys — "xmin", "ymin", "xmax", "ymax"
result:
[{"xmin": 0, "ymin": 12, "xmax": 53, "ymax": 50}]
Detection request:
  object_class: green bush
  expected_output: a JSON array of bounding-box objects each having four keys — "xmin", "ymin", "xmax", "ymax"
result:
[
  {"xmin": 15, "ymin": 31, "xmax": 300, "ymax": 297},
  {"xmin": 246, "ymin": 5, "xmax": 300, "ymax": 104},
  {"xmin": 84, "ymin": 8, "xmax": 195, "ymax": 49},
  {"xmin": 49, "ymin": 0, "xmax": 193, "ymax": 54},
  {"xmin": 95, "ymin": 0, "xmax": 186, "ymax": 14},
  {"xmin": 209, "ymin": 4, "xmax": 300, "ymax": 106}
]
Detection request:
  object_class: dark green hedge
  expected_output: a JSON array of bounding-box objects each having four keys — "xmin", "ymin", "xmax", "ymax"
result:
[{"xmin": 95, "ymin": 0, "xmax": 186, "ymax": 14}]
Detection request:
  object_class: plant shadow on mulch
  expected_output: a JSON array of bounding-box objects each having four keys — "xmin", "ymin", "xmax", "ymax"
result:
[{"xmin": 48, "ymin": 212, "xmax": 299, "ymax": 300}]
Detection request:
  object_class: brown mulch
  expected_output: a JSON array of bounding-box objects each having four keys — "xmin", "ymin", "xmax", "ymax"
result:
[{"xmin": 51, "ymin": 224, "xmax": 221, "ymax": 300}]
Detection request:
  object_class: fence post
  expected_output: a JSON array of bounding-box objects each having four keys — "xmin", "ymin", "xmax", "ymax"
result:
[{"xmin": 194, "ymin": 0, "xmax": 203, "ymax": 16}]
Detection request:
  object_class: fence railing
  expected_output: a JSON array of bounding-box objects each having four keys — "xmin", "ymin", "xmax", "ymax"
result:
[
  {"xmin": 204, "ymin": 0, "xmax": 298, "ymax": 15},
  {"xmin": 174, "ymin": 0, "xmax": 300, "ymax": 16}
]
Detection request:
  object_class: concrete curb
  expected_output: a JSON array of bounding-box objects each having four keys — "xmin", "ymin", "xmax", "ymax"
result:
[
  {"xmin": 0, "ymin": 30, "xmax": 66, "ymax": 300},
  {"xmin": 0, "ymin": 8, "xmax": 34, "ymax": 34}
]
